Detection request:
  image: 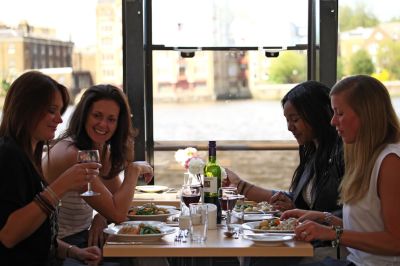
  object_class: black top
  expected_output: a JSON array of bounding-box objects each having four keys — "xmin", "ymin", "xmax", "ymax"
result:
[
  {"xmin": 287, "ymin": 137, "xmax": 344, "ymax": 216},
  {"xmin": 0, "ymin": 137, "xmax": 57, "ymax": 266}
]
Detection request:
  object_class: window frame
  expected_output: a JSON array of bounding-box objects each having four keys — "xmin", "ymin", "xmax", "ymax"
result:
[{"xmin": 122, "ymin": 0, "xmax": 338, "ymax": 180}]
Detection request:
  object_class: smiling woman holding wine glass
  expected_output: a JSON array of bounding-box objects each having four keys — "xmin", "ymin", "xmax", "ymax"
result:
[
  {"xmin": 0, "ymin": 71, "xmax": 102, "ymax": 265},
  {"xmin": 42, "ymin": 85, "xmax": 158, "ymax": 266}
]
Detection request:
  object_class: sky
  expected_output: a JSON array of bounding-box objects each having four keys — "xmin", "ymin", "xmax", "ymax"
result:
[
  {"xmin": 0, "ymin": 0, "xmax": 97, "ymax": 48},
  {"xmin": 0, "ymin": 0, "xmax": 397, "ymax": 48}
]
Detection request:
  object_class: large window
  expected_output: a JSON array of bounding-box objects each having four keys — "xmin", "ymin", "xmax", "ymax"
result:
[{"xmin": 124, "ymin": 0, "xmax": 337, "ymax": 188}]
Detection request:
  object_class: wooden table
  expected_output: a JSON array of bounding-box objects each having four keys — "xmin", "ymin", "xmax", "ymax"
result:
[{"xmin": 103, "ymin": 227, "xmax": 313, "ymax": 258}]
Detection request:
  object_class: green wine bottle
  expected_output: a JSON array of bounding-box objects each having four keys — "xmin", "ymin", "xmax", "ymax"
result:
[{"xmin": 203, "ymin": 141, "xmax": 222, "ymax": 224}]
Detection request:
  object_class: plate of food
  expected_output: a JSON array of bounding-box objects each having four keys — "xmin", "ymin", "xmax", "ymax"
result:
[
  {"xmin": 243, "ymin": 233, "xmax": 294, "ymax": 246},
  {"xmin": 136, "ymin": 185, "xmax": 169, "ymax": 193},
  {"xmin": 235, "ymin": 201, "xmax": 279, "ymax": 214},
  {"xmin": 128, "ymin": 203, "xmax": 179, "ymax": 221},
  {"xmin": 242, "ymin": 218, "xmax": 298, "ymax": 233},
  {"xmin": 104, "ymin": 221, "xmax": 176, "ymax": 241}
]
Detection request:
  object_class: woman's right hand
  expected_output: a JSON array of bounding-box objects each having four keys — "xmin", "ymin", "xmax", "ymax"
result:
[
  {"xmin": 130, "ymin": 161, "xmax": 154, "ymax": 183},
  {"xmin": 223, "ymin": 168, "xmax": 242, "ymax": 187},
  {"xmin": 57, "ymin": 162, "xmax": 101, "ymax": 191}
]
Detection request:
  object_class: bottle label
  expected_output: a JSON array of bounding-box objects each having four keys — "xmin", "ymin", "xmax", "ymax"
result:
[{"xmin": 203, "ymin": 176, "xmax": 217, "ymax": 193}]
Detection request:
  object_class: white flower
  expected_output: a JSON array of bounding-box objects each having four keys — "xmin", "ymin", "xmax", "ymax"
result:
[
  {"xmin": 174, "ymin": 147, "xmax": 198, "ymax": 167},
  {"xmin": 188, "ymin": 157, "xmax": 205, "ymax": 175},
  {"xmin": 221, "ymin": 167, "xmax": 227, "ymax": 180}
]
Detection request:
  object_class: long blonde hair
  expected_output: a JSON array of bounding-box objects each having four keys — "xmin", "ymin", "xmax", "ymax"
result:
[{"xmin": 330, "ymin": 75, "xmax": 400, "ymax": 204}]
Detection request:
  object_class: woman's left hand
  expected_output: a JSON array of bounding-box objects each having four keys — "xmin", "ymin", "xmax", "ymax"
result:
[
  {"xmin": 74, "ymin": 246, "xmax": 102, "ymax": 266},
  {"xmin": 270, "ymin": 191, "xmax": 295, "ymax": 211},
  {"xmin": 88, "ymin": 214, "xmax": 108, "ymax": 248},
  {"xmin": 131, "ymin": 161, "xmax": 154, "ymax": 183},
  {"xmin": 294, "ymin": 220, "xmax": 335, "ymax": 242}
]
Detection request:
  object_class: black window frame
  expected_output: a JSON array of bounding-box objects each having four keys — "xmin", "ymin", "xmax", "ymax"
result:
[{"xmin": 122, "ymin": 0, "xmax": 338, "ymax": 182}]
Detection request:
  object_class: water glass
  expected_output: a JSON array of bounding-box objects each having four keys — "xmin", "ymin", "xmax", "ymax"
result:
[
  {"xmin": 234, "ymin": 194, "xmax": 246, "ymax": 223},
  {"xmin": 189, "ymin": 203, "xmax": 208, "ymax": 242}
]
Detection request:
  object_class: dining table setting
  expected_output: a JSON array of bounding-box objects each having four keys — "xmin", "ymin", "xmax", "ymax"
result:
[{"xmin": 102, "ymin": 185, "xmax": 314, "ymax": 261}]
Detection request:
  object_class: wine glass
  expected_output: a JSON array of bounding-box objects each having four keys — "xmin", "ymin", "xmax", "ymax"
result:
[
  {"xmin": 181, "ymin": 184, "xmax": 201, "ymax": 208},
  {"xmin": 218, "ymin": 187, "xmax": 238, "ymax": 229},
  {"xmin": 78, "ymin": 150, "xmax": 100, "ymax": 197}
]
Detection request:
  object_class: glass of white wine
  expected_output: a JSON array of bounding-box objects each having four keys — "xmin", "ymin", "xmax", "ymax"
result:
[{"xmin": 78, "ymin": 150, "xmax": 100, "ymax": 197}]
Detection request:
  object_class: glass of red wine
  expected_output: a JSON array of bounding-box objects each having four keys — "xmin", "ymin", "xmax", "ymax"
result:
[
  {"xmin": 218, "ymin": 187, "xmax": 238, "ymax": 228},
  {"xmin": 181, "ymin": 184, "xmax": 201, "ymax": 208}
]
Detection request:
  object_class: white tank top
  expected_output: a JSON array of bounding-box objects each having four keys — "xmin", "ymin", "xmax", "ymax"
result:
[
  {"xmin": 58, "ymin": 190, "xmax": 93, "ymax": 239},
  {"xmin": 344, "ymin": 143, "xmax": 400, "ymax": 266}
]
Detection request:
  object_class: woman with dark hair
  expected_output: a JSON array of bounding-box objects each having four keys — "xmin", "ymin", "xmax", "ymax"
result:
[
  {"xmin": 0, "ymin": 71, "xmax": 101, "ymax": 265},
  {"xmin": 42, "ymin": 84, "xmax": 154, "ymax": 265},
  {"xmin": 225, "ymin": 80, "xmax": 344, "ymax": 215}
]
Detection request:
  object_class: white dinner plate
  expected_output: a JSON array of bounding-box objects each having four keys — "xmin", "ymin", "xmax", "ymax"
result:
[
  {"xmin": 156, "ymin": 205, "xmax": 177, "ymax": 210},
  {"xmin": 128, "ymin": 208, "xmax": 179, "ymax": 222},
  {"xmin": 104, "ymin": 221, "xmax": 176, "ymax": 241},
  {"xmin": 136, "ymin": 185, "xmax": 169, "ymax": 193},
  {"xmin": 242, "ymin": 221, "xmax": 295, "ymax": 233},
  {"xmin": 233, "ymin": 212, "xmax": 274, "ymax": 221},
  {"xmin": 243, "ymin": 233, "xmax": 294, "ymax": 246}
]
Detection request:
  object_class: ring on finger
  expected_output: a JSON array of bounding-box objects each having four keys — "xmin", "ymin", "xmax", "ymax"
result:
[
  {"xmin": 301, "ymin": 231, "xmax": 308, "ymax": 237},
  {"xmin": 85, "ymin": 168, "xmax": 89, "ymax": 174}
]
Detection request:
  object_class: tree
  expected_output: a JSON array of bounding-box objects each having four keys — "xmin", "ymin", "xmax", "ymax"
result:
[
  {"xmin": 349, "ymin": 49, "xmax": 375, "ymax": 75},
  {"xmin": 337, "ymin": 57, "xmax": 344, "ymax": 79},
  {"xmin": 268, "ymin": 51, "xmax": 306, "ymax": 84},
  {"xmin": 377, "ymin": 39, "xmax": 400, "ymax": 79},
  {"xmin": 339, "ymin": 4, "xmax": 379, "ymax": 32}
]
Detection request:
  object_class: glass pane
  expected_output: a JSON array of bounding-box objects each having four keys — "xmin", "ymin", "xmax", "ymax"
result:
[
  {"xmin": 152, "ymin": 0, "xmax": 308, "ymax": 47},
  {"xmin": 153, "ymin": 50, "xmax": 307, "ymax": 141},
  {"xmin": 154, "ymin": 150, "xmax": 298, "ymax": 190},
  {"xmin": 338, "ymin": 0, "xmax": 400, "ymax": 116}
]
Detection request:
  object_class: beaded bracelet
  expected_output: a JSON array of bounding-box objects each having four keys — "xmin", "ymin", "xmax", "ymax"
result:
[
  {"xmin": 331, "ymin": 225, "xmax": 343, "ymax": 248},
  {"xmin": 45, "ymin": 186, "xmax": 61, "ymax": 206},
  {"xmin": 237, "ymin": 180, "xmax": 245, "ymax": 194},
  {"xmin": 39, "ymin": 192, "xmax": 56, "ymax": 213},
  {"xmin": 33, "ymin": 195, "xmax": 52, "ymax": 216}
]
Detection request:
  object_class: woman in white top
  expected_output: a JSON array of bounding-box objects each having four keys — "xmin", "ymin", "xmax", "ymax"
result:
[{"xmin": 282, "ymin": 75, "xmax": 400, "ymax": 266}]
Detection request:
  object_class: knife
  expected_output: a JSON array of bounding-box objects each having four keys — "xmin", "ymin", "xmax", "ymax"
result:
[{"xmin": 106, "ymin": 241, "xmax": 170, "ymax": 245}]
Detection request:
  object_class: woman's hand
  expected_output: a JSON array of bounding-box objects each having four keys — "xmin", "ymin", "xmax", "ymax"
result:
[
  {"xmin": 88, "ymin": 214, "xmax": 108, "ymax": 248},
  {"xmin": 56, "ymin": 162, "xmax": 101, "ymax": 192},
  {"xmin": 130, "ymin": 161, "xmax": 154, "ymax": 183},
  {"xmin": 73, "ymin": 246, "xmax": 102, "ymax": 266},
  {"xmin": 294, "ymin": 220, "xmax": 335, "ymax": 242},
  {"xmin": 223, "ymin": 168, "xmax": 241, "ymax": 187},
  {"xmin": 281, "ymin": 209, "xmax": 325, "ymax": 223},
  {"xmin": 269, "ymin": 191, "xmax": 295, "ymax": 211}
]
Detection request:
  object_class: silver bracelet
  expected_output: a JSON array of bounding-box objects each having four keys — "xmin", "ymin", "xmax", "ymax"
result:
[{"xmin": 323, "ymin": 212, "xmax": 334, "ymax": 225}]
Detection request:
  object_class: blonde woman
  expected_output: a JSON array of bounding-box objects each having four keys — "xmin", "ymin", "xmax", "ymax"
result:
[{"xmin": 282, "ymin": 75, "xmax": 400, "ymax": 266}]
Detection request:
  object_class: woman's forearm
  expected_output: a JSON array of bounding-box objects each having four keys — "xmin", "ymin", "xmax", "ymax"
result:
[
  {"xmin": 0, "ymin": 202, "xmax": 47, "ymax": 248},
  {"xmin": 341, "ymin": 230, "xmax": 400, "ymax": 256}
]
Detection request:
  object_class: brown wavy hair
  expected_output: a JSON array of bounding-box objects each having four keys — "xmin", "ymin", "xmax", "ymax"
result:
[{"xmin": 0, "ymin": 71, "xmax": 69, "ymax": 174}]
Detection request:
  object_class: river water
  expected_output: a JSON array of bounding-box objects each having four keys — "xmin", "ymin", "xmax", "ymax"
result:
[{"xmin": 57, "ymin": 97, "xmax": 400, "ymax": 141}]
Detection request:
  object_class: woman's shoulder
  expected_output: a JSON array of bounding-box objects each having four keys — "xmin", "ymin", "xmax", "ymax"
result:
[
  {"xmin": 0, "ymin": 137, "xmax": 24, "ymax": 158},
  {"xmin": 48, "ymin": 138, "xmax": 79, "ymax": 163}
]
